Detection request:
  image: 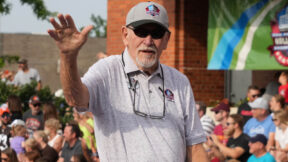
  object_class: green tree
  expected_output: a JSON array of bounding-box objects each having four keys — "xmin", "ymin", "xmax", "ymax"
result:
[
  {"xmin": 91, "ymin": 14, "xmax": 107, "ymax": 37},
  {"xmin": 0, "ymin": 55, "xmax": 19, "ymax": 68},
  {"xmin": 0, "ymin": 0, "xmax": 53, "ymax": 20},
  {"xmin": 83, "ymin": 14, "xmax": 106, "ymax": 38}
]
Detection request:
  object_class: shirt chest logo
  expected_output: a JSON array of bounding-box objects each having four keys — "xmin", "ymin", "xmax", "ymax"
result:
[{"xmin": 164, "ymin": 89, "xmax": 174, "ymax": 101}]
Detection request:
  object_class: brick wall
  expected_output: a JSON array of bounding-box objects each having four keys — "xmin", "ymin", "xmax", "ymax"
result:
[
  {"xmin": 107, "ymin": 0, "xmax": 224, "ymax": 105},
  {"xmin": 1, "ymin": 34, "xmax": 106, "ymax": 92}
]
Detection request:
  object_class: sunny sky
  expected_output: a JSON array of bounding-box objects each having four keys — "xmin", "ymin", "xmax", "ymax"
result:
[{"xmin": 0, "ymin": 0, "xmax": 107, "ymax": 34}]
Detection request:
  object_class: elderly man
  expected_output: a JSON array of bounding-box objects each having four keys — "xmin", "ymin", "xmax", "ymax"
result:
[{"xmin": 48, "ymin": 1, "xmax": 208, "ymax": 162}]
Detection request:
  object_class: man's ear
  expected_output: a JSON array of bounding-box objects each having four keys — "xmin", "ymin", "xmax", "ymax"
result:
[
  {"xmin": 122, "ymin": 26, "xmax": 129, "ymax": 46},
  {"xmin": 162, "ymin": 32, "xmax": 171, "ymax": 50}
]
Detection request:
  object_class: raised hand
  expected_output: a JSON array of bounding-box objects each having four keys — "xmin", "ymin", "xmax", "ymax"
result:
[{"xmin": 47, "ymin": 14, "xmax": 93, "ymax": 55}]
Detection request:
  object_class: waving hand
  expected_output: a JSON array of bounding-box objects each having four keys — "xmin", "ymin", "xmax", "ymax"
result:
[{"xmin": 48, "ymin": 14, "xmax": 93, "ymax": 55}]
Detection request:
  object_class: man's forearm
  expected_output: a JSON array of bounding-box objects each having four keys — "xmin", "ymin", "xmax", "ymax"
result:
[
  {"xmin": 186, "ymin": 143, "xmax": 209, "ymax": 162},
  {"xmin": 60, "ymin": 53, "xmax": 89, "ymax": 108}
]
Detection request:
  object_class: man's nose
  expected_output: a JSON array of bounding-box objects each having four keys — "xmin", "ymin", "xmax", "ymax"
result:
[{"xmin": 143, "ymin": 35, "xmax": 154, "ymax": 46}]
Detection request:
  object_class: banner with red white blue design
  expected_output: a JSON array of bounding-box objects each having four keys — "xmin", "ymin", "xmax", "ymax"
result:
[{"xmin": 208, "ymin": 0, "xmax": 288, "ymax": 70}]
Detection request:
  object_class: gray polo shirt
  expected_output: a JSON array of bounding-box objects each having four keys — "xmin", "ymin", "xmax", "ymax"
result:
[{"xmin": 81, "ymin": 48, "xmax": 206, "ymax": 162}]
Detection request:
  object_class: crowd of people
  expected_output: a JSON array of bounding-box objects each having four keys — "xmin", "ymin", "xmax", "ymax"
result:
[
  {"xmin": 0, "ymin": 93, "xmax": 99, "ymax": 162},
  {"xmin": 197, "ymin": 71, "xmax": 288, "ymax": 162},
  {"xmin": 0, "ymin": 0, "xmax": 288, "ymax": 161}
]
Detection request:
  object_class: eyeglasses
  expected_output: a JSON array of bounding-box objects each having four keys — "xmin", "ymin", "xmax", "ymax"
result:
[
  {"xmin": 226, "ymin": 122, "xmax": 235, "ymax": 126},
  {"xmin": 127, "ymin": 26, "xmax": 167, "ymax": 39},
  {"xmin": 33, "ymin": 103, "xmax": 41, "ymax": 107},
  {"xmin": 130, "ymin": 66, "xmax": 165, "ymax": 119},
  {"xmin": 1, "ymin": 113, "xmax": 10, "ymax": 118},
  {"xmin": 272, "ymin": 118, "xmax": 278, "ymax": 121}
]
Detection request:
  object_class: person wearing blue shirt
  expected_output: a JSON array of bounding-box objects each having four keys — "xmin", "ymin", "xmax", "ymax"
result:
[
  {"xmin": 244, "ymin": 97, "xmax": 276, "ymax": 149},
  {"xmin": 248, "ymin": 134, "xmax": 276, "ymax": 162}
]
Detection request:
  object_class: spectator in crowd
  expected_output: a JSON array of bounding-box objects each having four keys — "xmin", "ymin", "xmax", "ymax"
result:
[
  {"xmin": 42, "ymin": 103, "xmax": 59, "ymax": 122},
  {"xmin": 59, "ymin": 121, "xmax": 83, "ymax": 162},
  {"xmin": 13, "ymin": 59, "xmax": 42, "ymax": 90},
  {"xmin": 10, "ymin": 124, "xmax": 27, "ymax": 159},
  {"xmin": 196, "ymin": 101, "xmax": 215, "ymax": 135},
  {"xmin": 247, "ymin": 134, "xmax": 275, "ymax": 162},
  {"xmin": 48, "ymin": 1, "xmax": 208, "ymax": 161},
  {"xmin": 23, "ymin": 95, "xmax": 44, "ymax": 137},
  {"xmin": 211, "ymin": 102, "xmax": 230, "ymax": 145},
  {"xmin": 209, "ymin": 114, "xmax": 250, "ymax": 162},
  {"xmin": 1, "ymin": 147, "xmax": 19, "ymax": 162},
  {"xmin": 262, "ymin": 72, "xmax": 281, "ymax": 102},
  {"xmin": 44, "ymin": 118, "xmax": 63, "ymax": 153},
  {"xmin": 88, "ymin": 134, "xmax": 100, "ymax": 162},
  {"xmin": 73, "ymin": 110, "xmax": 95, "ymax": 151},
  {"xmin": 244, "ymin": 97, "xmax": 276, "ymax": 150},
  {"xmin": 1, "ymin": 70, "xmax": 16, "ymax": 85},
  {"xmin": 0, "ymin": 108, "xmax": 12, "ymax": 151},
  {"xmin": 9, "ymin": 119, "xmax": 25, "ymax": 137},
  {"xmin": 278, "ymin": 71, "xmax": 288, "ymax": 104},
  {"xmin": 33, "ymin": 130, "xmax": 59, "ymax": 162},
  {"xmin": 24, "ymin": 150, "xmax": 41, "ymax": 162},
  {"xmin": 7, "ymin": 95, "xmax": 23, "ymax": 121},
  {"xmin": 237, "ymin": 85, "xmax": 260, "ymax": 124},
  {"xmin": 270, "ymin": 94, "xmax": 285, "ymax": 114},
  {"xmin": 24, "ymin": 138, "xmax": 39, "ymax": 153},
  {"xmin": 271, "ymin": 110, "xmax": 288, "ymax": 161}
]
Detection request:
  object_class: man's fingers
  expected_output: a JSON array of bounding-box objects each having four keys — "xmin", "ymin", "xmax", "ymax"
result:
[
  {"xmin": 58, "ymin": 14, "xmax": 69, "ymax": 28},
  {"xmin": 47, "ymin": 29, "xmax": 60, "ymax": 41},
  {"xmin": 49, "ymin": 18, "xmax": 62, "ymax": 30},
  {"xmin": 81, "ymin": 25, "xmax": 94, "ymax": 37},
  {"xmin": 65, "ymin": 14, "xmax": 77, "ymax": 31}
]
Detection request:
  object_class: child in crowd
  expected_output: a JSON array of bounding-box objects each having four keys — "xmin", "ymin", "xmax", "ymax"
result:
[
  {"xmin": 278, "ymin": 72, "xmax": 288, "ymax": 104},
  {"xmin": 10, "ymin": 125, "xmax": 27, "ymax": 155}
]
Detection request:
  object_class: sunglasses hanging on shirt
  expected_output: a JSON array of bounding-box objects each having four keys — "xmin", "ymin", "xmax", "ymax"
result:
[{"xmin": 121, "ymin": 53, "xmax": 166, "ymax": 119}]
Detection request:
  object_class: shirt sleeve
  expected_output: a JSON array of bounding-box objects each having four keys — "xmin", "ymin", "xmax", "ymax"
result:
[
  {"xmin": 183, "ymin": 77, "xmax": 206, "ymax": 146},
  {"xmin": 81, "ymin": 59, "xmax": 110, "ymax": 116},
  {"xmin": 243, "ymin": 121, "xmax": 249, "ymax": 135}
]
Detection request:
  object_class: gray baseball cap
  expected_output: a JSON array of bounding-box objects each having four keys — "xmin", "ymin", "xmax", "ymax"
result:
[
  {"xmin": 248, "ymin": 97, "xmax": 269, "ymax": 110},
  {"xmin": 126, "ymin": 1, "xmax": 169, "ymax": 31}
]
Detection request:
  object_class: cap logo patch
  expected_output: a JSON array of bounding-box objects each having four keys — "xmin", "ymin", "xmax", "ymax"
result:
[{"xmin": 146, "ymin": 4, "xmax": 160, "ymax": 16}]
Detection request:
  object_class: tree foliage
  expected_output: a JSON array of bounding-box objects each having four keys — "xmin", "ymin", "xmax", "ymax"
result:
[
  {"xmin": 91, "ymin": 14, "xmax": 107, "ymax": 37},
  {"xmin": 0, "ymin": 55, "xmax": 19, "ymax": 69},
  {"xmin": 82, "ymin": 14, "xmax": 107, "ymax": 38},
  {"xmin": 0, "ymin": 0, "xmax": 54, "ymax": 20}
]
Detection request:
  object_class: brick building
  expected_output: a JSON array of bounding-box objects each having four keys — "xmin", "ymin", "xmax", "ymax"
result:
[
  {"xmin": 107, "ymin": 0, "xmax": 224, "ymax": 105},
  {"xmin": 106, "ymin": 0, "xmax": 284, "ymax": 105}
]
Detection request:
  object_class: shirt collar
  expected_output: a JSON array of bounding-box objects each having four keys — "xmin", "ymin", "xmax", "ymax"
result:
[{"xmin": 122, "ymin": 47, "xmax": 163, "ymax": 78}]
